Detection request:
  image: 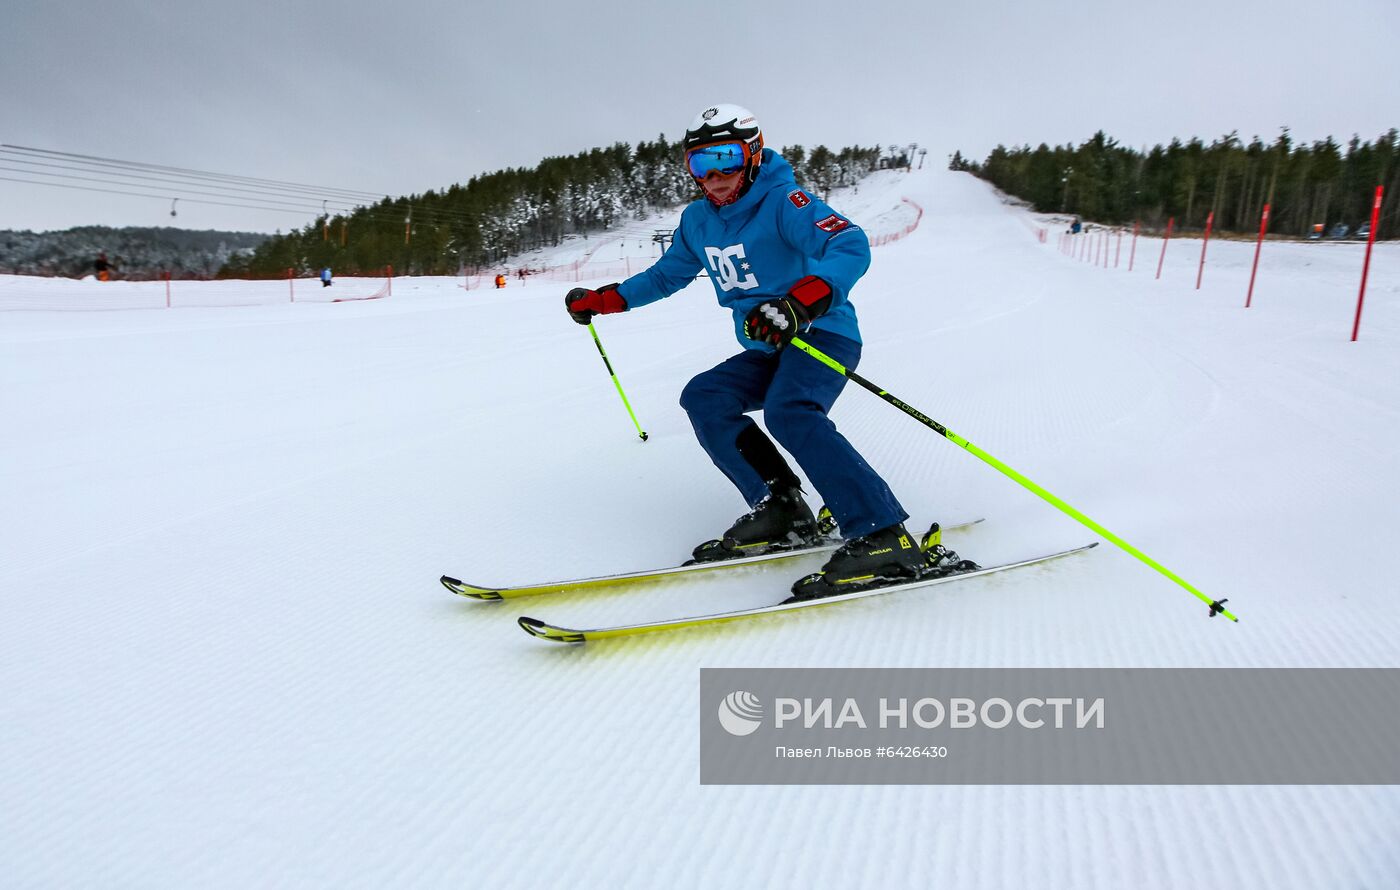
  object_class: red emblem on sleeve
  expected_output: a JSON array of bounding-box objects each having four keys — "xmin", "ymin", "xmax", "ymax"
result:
[
  {"xmin": 788, "ymin": 189, "xmax": 811, "ymax": 208},
  {"xmin": 815, "ymin": 214, "xmax": 849, "ymax": 233}
]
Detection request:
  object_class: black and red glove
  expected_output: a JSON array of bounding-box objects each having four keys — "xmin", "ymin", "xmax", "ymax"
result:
[
  {"xmin": 742, "ymin": 275, "xmax": 834, "ymax": 349},
  {"xmin": 565, "ymin": 283, "xmax": 627, "ymax": 325}
]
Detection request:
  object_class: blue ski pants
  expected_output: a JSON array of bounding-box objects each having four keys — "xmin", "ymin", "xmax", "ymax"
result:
[{"xmin": 678, "ymin": 329, "xmax": 907, "ymax": 539}]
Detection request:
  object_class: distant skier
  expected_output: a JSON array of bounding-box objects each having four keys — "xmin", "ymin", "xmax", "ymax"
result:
[
  {"xmin": 563, "ymin": 103, "xmax": 966, "ymax": 601},
  {"xmin": 320, "ymin": 267, "xmax": 333, "ymax": 288},
  {"xmin": 94, "ymin": 252, "xmax": 112, "ymax": 282}
]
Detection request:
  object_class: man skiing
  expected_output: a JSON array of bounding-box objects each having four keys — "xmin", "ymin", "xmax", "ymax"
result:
[{"xmin": 563, "ymin": 104, "xmax": 965, "ymax": 601}]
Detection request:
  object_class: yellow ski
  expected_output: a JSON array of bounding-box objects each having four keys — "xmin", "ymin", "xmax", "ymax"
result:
[
  {"xmin": 441, "ymin": 519, "xmax": 981, "ymax": 601},
  {"xmin": 519, "ymin": 543, "xmax": 1097, "ymax": 643}
]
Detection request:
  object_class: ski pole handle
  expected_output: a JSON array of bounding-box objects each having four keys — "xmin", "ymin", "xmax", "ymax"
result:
[
  {"xmin": 587, "ymin": 322, "xmax": 648, "ymax": 442},
  {"xmin": 788, "ymin": 335, "xmax": 1236, "ymax": 622}
]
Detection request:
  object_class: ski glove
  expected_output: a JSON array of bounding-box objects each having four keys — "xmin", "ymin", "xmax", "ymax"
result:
[
  {"xmin": 742, "ymin": 275, "xmax": 834, "ymax": 349},
  {"xmin": 565, "ymin": 283, "xmax": 627, "ymax": 325}
]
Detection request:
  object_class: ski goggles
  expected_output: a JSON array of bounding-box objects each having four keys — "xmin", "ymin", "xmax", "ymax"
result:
[{"xmin": 686, "ymin": 141, "xmax": 751, "ymax": 179}]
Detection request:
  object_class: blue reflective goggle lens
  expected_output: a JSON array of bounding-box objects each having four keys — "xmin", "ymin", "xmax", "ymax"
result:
[{"xmin": 687, "ymin": 142, "xmax": 747, "ymax": 179}]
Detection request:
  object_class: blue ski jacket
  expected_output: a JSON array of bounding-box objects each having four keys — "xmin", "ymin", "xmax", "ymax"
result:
[{"xmin": 615, "ymin": 149, "xmax": 870, "ymax": 351}]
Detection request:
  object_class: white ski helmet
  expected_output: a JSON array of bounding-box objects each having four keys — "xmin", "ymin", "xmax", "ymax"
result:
[
  {"xmin": 684, "ymin": 104, "xmax": 763, "ymax": 152},
  {"xmin": 683, "ymin": 104, "xmax": 765, "ymax": 200}
]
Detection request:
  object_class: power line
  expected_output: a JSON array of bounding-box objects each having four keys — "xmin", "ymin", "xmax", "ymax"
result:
[
  {"xmin": 0, "ymin": 155, "xmax": 369, "ymax": 210},
  {"xmin": 0, "ymin": 144, "xmax": 386, "ymax": 202},
  {"xmin": 0, "ymin": 175, "xmax": 328, "ymax": 217},
  {"xmin": 0, "ymin": 159, "xmax": 492, "ymax": 229},
  {"xmin": 0, "ymin": 165, "xmax": 361, "ymax": 214},
  {"xmin": 0, "ymin": 173, "xmax": 491, "ymax": 233},
  {"xmin": 0, "ymin": 143, "xmax": 673, "ymax": 234}
]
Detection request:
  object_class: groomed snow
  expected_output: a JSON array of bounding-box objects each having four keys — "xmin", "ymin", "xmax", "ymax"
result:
[{"xmin": 2, "ymin": 165, "xmax": 1397, "ymax": 888}]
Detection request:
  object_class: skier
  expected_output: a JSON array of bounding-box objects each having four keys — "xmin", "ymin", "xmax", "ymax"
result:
[
  {"xmin": 562, "ymin": 104, "xmax": 965, "ymax": 601},
  {"xmin": 320, "ymin": 267, "xmax": 333, "ymax": 288}
]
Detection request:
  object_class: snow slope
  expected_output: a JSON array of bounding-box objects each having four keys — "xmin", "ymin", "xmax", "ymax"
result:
[{"xmin": 2, "ymin": 165, "xmax": 1398, "ymax": 888}]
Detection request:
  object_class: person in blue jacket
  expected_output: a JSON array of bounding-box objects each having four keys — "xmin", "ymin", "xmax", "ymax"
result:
[{"xmin": 564, "ymin": 104, "xmax": 960, "ymax": 599}]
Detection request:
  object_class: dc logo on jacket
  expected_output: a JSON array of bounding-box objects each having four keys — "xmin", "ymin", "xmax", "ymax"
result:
[{"xmin": 704, "ymin": 245, "xmax": 759, "ymax": 292}]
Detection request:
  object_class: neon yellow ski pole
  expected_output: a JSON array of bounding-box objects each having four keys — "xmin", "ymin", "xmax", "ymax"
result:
[
  {"xmin": 587, "ymin": 322, "xmax": 648, "ymax": 442},
  {"xmin": 789, "ymin": 335, "xmax": 1236, "ymax": 621}
]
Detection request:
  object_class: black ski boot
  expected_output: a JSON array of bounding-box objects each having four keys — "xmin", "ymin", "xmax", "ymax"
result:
[
  {"xmin": 785, "ymin": 522, "xmax": 978, "ymax": 602},
  {"xmin": 687, "ymin": 486, "xmax": 819, "ymax": 564}
]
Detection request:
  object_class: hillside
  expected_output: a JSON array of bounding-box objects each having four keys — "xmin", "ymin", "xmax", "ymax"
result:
[
  {"xmin": 0, "ymin": 225, "xmax": 267, "ymax": 279},
  {"xmin": 2, "ymin": 165, "xmax": 1398, "ymax": 888}
]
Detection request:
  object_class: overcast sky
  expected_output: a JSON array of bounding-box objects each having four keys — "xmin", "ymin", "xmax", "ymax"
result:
[{"xmin": 3, "ymin": 0, "xmax": 1397, "ymax": 234}]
